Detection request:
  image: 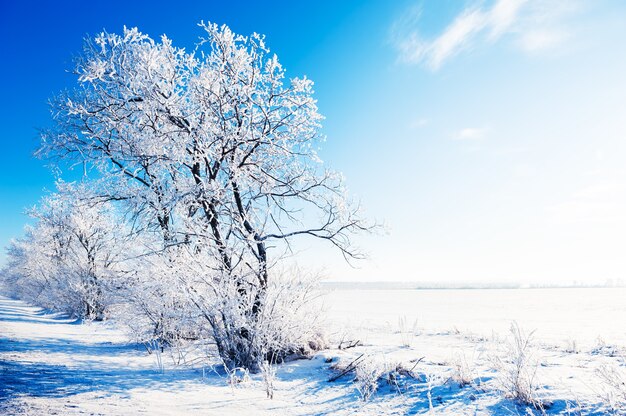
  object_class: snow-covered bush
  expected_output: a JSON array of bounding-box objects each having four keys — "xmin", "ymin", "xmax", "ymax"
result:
[
  {"xmin": 200, "ymin": 268, "xmax": 326, "ymax": 371},
  {"xmin": 450, "ymin": 351, "xmax": 476, "ymax": 387},
  {"xmin": 1, "ymin": 182, "xmax": 132, "ymax": 320},
  {"xmin": 115, "ymin": 249, "xmax": 326, "ymax": 372},
  {"xmin": 329, "ymin": 354, "xmax": 419, "ymax": 399},
  {"xmin": 354, "ymin": 356, "xmax": 388, "ymax": 401},
  {"xmin": 596, "ymin": 363, "xmax": 626, "ymax": 414},
  {"xmin": 425, "ymin": 371, "xmax": 445, "ymax": 411},
  {"xmin": 564, "ymin": 338, "xmax": 580, "ymax": 354},
  {"xmin": 334, "ymin": 355, "xmax": 416, "ymax": 401},
  {"xmin": 223, "ymin": 366, "xmax": 252, "ymax": 391},
  {"xmin": 115, "ymin": 245, "xmax": 207, "ymax": 348},
  {"xmin": 397, "ymin": 316, "xmax": 419, "ymax": 348},
  {"xmin": 260, "ymin": 359, "xmax": 277, "ymax": 399},
  {"xmin": 492, "ymin": 322, "xmax": 546, "ymax": 410}
]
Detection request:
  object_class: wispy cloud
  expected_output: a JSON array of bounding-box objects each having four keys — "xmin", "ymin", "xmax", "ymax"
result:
[
  {"xmin": 455, "ymin": 127, "xmax": 490, "ymax": 140},
  {"xmin": 391, "ymin": 0, "xmax": 581, "ymax": 70},
  {"xmin": 517, "ymin": 28, "xmax": 568, "ymax": 52}
]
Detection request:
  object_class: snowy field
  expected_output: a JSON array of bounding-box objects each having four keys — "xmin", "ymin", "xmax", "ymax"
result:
[
  {"xmin": 323, "ymin": 287, "xmax": 626, "ymax": 349},
  {"xmin": 2, "ymin": 288, "xmax": 626, "ymax": 415}
]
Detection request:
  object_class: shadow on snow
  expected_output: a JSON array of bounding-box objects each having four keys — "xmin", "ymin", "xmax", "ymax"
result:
[{"xmin": 0, "ymin": 296, "xmax": 198, "ymax": 403}]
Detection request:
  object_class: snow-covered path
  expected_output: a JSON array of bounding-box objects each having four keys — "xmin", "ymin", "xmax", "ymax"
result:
[
  {"xmin": 0, "ymin": 296, "xmax": 278, "ymax": 415},
  {"xmin": 0, "ymin": 296, "xmax": 370, "ymax": 416},
  {"xmin": 0, "ymin": 295, "xmax": 487, "ymax": 415}
]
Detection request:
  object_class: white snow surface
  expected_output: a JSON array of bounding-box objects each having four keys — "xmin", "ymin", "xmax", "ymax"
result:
[{"xmin": 1, "ymin": 289, "xmax": 624, "ymax": 415}]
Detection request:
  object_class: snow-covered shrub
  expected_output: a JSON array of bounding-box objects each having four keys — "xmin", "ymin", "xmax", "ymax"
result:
[
  {"xmin": 450, "ymin": 351, "xmax": 476, "ymax": 387},
  {"xmin": 261, "ymin": 359, "xmax": 277, "ymax": 399},
  {"xmin": 328, "ymin": 354, "xmax": 421, "ymax": 400},
  {"xmin": 592, "ymin": 337, "xmax": 621, "ymax": 357},
  {"xmin": 492, "ymin": 322, "xmax": 546, "ymax": 410},
  {"xmin": 225, "ymin": 366, "xmax": 251, "ymax": 390},
  {"xmin": 596, "ymin": 363, "xmax": 626, "ymax": 414},
  {"xmin": 204, "ymin": 268, "xmax": 326, "ymax": 372},
  {"xmin": 397, "ymin": 316, "xmax": 419, "ymax": 347},
  {"xmin": 564, "ymin": 338, "xmax": 580, "ymax": 354},
  {"xmin": 354, "ymin": 356, "xmax": 387, "ymax": 401},
  {"xmin": 1, "ymin": 182, "xmax": 132, "ymax": 320},
  {"xmin": 563, "ymin": 399, "xmax": 584, "ymax": 416},
  {"xmin": 117, "ymin": 250, "xmax": 207, "ymax": 349},
  {"xmin": 425, "ymin": 372, "xmax": 445, "ymax": 410}
]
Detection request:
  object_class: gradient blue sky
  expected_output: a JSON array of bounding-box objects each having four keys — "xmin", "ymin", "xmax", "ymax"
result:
[{"xmin": 1, "ymin": 0, "xmax": 626, "ymax": 284}]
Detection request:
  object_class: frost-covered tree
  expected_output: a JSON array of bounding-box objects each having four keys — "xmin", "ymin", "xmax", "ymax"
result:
[
  {"xmin": 2, "ymin": 182, "xmax": 131, "ymax": 320},
  {"xmin": 39, "ymin": 23, "xmax": 369, "ymax": 369}
]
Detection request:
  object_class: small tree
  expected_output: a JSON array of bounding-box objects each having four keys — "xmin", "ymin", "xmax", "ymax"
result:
[
  {"xmin": 39, "ymin": 23, "xmax": 369, "ymax": 370},
  {"xmin": 3, "ymin": 182, "xmax": 131, "ymax": 320}
]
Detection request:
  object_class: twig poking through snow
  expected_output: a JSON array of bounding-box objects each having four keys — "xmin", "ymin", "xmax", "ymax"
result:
[{"xmin": 328, "ymin": 353, "xmax": 364, "ymax": 382}]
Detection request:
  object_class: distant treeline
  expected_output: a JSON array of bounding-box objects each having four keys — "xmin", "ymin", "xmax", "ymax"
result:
[{"xmin": 321, "ymin": 281, "xmax": 626, "ymax": 290}]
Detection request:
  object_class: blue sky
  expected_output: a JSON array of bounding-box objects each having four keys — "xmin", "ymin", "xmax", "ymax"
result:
[{"xmin": 1, "ymin": 0, "xmax": 626, "ymax": 284}]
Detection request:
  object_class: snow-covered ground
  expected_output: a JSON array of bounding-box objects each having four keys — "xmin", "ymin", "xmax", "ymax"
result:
[
  {"xmin": 323, "ymin": 287, "xmax": 626, "ymax": 350},
  {"xmin": 1, "ymin": 288, "xmax": 625, "ymax": 415}
]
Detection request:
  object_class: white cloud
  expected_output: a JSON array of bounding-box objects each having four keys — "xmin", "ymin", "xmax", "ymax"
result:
[
  {"xmin": 455, "ymin": 127, "xmax": 489, "ymax": 140},
  {"xmin": 518, "ymin": 29, "xmax": 568, "ymax": 52},
  {"xmin": 391, "ymin": 0, "xmax": 580, "ymax": 70},
  {"xmin": 428, "ymin": 10, "xmax": 487, "ymax": 69},
  {"xmin": 488, "ymin": 0, "xmax": 529, "ymax": 39}
]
